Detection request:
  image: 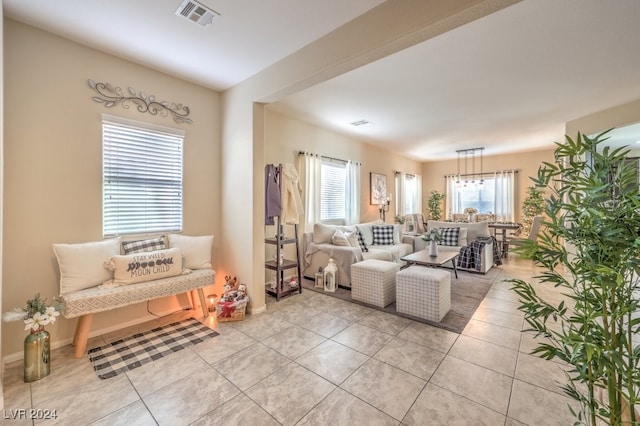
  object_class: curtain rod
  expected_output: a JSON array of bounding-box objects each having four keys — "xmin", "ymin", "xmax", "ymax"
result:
[
  {"xmin": 298, "ymin": 151, "xmax": 360, "ymax": 165},
  {"xmin": 444, "ymin": 170, "xmax": 519, "ymax": 178}
]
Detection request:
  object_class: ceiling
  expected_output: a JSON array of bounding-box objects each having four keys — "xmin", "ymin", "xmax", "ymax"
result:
[{"xmin": 4, "ymin": 0, "xmax": 640, "ymax": 161}]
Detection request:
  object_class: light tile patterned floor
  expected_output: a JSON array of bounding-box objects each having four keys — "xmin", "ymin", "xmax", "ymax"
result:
[{"xmin": 2, "ymin": 256, "xmax": 580, "ymax": 425}]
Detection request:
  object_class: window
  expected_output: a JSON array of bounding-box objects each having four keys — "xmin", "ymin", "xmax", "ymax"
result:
[
  {"xmin": 102, "ymin": 115, "xmax": 184, "ymax": 237},
  {"xmin": 394, "ymin": 172, "xmax": 422, "ymax": 215},
  {"xmin": 320, "ymin": 160, "xmax": 346, "ymax": 223},
  {"xmin": 445, "ymin": 171, "xmax": 516, "ymax": 222},
  {"xmin": 453, "ymin": 177, "xmax": 496, "ymax": 213}
]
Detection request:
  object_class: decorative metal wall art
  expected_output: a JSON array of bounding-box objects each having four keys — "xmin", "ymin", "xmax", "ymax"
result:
[{"xmin": 88, "ymin": 79, "xmax": 192, "ymax": 124}]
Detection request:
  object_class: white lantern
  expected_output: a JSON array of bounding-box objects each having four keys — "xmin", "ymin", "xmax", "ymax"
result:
[{"xmin": 323, "ymin": 258, "xmax": 337, "ymax": 293}]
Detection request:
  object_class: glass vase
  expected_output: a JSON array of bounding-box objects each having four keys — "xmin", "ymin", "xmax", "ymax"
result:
[{"xmin": 24, "ymin": 326, "xmax": 50, "ymax": 382}]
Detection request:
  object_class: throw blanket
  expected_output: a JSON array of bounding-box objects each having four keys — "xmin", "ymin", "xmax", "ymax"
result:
[
  {"xmin": 303, "ymin": 243, "xmax": 363, "ymax": 282},
  {"xmin": 457, "ymin": 236, "xmax": 502, "ymax": 272}
]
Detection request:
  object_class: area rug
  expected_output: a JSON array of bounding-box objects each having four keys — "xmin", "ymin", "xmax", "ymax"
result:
[
  {"xmin": 302, "ymin": 267, "xmax": 499, "ymax": 334},
  {"xmin": 88, "ymin": 318, "xmax": 219, "ymax": 379}
]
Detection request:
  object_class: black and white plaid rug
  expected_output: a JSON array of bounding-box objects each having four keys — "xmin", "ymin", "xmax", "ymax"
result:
[{"xmin": 88, "ymin": 318, "xmax": 219, "ymax": 379}]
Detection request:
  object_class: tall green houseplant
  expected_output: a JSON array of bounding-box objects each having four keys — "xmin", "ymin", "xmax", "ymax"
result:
[
  {"xmin": 426, "ymin": 190, "xmax": 445, "ymax": 220},
  {"xmin": 509, "ymin": 131, "xmax": 639, "ymax": 425},
  {"xmin": 521, "ymin": 185, "xmax": 545, "ymax": 236}
]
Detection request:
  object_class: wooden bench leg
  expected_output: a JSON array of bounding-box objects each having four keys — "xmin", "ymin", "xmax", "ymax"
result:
[
  {"xmin": 196, "ymin": 288, "xmax": 208, "ymax": 319},
  {"xmin": 73, "ymin": 314, "xmax": 93, "ymax": 358}
]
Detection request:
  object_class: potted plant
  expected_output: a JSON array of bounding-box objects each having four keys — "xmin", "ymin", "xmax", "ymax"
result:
[
  {"xmin": 521, "ymin": 185, "xmax": 545, "ymax": 236},
  {"xmin": 3, "ymin": 293, "xmax": 62, "ymax": 382},
  {"xmin": 508, "ymin": 130, "xmax": 639, "ymax": 425},
  {"xmin": 421, "ymin": 228, "xmax": 442, "ymax": 256},
  {"xmin": 426, "ymin": 190, "xmax": 445, "ymax": 220}
]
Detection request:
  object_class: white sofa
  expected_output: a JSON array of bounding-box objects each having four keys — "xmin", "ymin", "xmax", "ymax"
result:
[
  {"xmin": 405, "ymin": 220, "xmax": 495, "ymax": 274},
  {"xmin": 303, "ymin": 220, "xmax": 414, "ymax": 288}
]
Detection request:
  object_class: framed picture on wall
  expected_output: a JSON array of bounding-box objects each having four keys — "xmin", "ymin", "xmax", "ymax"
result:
[{"xmin": 370, "ymin": 172, "xmax": 387, "ymax": 205}]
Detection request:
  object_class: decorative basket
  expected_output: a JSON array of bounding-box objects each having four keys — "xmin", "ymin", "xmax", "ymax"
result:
[{"xmin": 216, "ymin": 300, "xmax": 247, "ymax": 322}]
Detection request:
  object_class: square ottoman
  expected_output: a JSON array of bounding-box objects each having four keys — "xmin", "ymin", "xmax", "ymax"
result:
[
  {"xmin": 396, "ymin": 266, "xmax": 451, "ymax": 322},
  {"xmin": 351, "ymin": 259, "xmax": 401, "ymax": 308}
]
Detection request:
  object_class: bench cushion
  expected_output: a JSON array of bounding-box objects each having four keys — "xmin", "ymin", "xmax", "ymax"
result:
[{"xmin": 60, "ymin": 268, "xmax": 215, "ymax": 318}]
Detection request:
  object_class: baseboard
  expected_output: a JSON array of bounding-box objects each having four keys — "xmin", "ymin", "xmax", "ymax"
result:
[{"xmin": 2, "ymin": 308, "xmax": 196, "ymax": 365}]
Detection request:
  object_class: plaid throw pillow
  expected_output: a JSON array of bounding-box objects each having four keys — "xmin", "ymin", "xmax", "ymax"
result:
[
  {"xmin": 356, "ymin": 230, "xmax": 368, "ymax": 252},
  {"xmin": 121, "ymin": 236, "xmax": 166, "ymax": 254},
  {"xmin": 372, "ymin": 225, "xmax": 395, "ymax": 245},
  {"xmin": 439, "ymin": 227, "xmax": 460, "ymax": 246}
]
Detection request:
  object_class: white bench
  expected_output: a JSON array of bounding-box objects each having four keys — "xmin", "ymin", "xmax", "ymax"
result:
[{"xmin": 60, "ymin": 269, "xmax": 214, "ymax": 358}]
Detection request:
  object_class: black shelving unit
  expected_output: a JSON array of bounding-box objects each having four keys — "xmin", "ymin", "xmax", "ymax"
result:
[{"xmin": 265, "ymin": 220, "xmax": 302, "ymax": 301}]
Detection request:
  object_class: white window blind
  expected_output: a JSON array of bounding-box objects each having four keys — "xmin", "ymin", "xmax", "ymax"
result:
[
  {"xmin": 102, "ymin": 115, "xmax": 184, "ymax": 237},
  {"xmin": 320, "ymin": 161, "xmax": 346, "ymax": 223}
]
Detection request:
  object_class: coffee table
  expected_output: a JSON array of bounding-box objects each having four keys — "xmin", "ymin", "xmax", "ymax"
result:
[{"xmin": 401, "ymin": 249, "xmax": 459, "ymax": 278}]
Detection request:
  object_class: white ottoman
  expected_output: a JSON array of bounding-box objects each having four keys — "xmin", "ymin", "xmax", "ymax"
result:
[
  {"xmin": 351, "ymin": 259, "xmax": 400, "ymax": 307},
  {"xmin": 396, "ymin": 266, "xmax": 451, "ymax": 322}
]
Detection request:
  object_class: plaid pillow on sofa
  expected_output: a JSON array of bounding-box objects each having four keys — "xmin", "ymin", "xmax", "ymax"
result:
[
  {"xmin": 372, "ymin": 225, "xmax": 395, "ymax": 245},
  {"xmin": 439, "ymin": 227, "xmax": 460, "ymax": 246},
  {"xmin": 356, "ymin": 231, "xmax": 369, "ymax": 252}
]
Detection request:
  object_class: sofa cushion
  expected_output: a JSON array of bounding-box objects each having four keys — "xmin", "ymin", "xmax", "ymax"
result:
[
  {"xmin": 427, "ymin": 220, "xmax": 490, "ymax": 244},
  {"xmin": 355, "ymin": 219, "xmax": 384, "ymax": 246},
  {"xmin": 313, "ymin": 223, "xmax": 355, "ymax": 244},
  {"xmin": 332, "ymin": 229, "xmax": 358, "ymax": 247},
  {"xmin": 372, "ymin": 225, "xmax": 395, "ymax": 245},
  {"xmin": 439, "ymin": 227, "xmax": 460, "ymax": 246},
  {"xmin": 363, "ymin": 249, "xmax": 394, "ymax": 262},
  {"xmin": 356, "ymin": 231, "xmax": 369, "ymax": 252},
  {"xmin": 458, "ymin": 228, "xmax": 469, "ymax": 247}
]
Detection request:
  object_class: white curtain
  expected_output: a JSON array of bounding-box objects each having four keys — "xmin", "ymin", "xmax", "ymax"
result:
[
  {"xmin": 394, "ymin": 172, "xmax": 422, "ymax": 216},
  {"xmin": 298, "ymin": 153, "xmax": 322, "ymax": 233},
  {"xmin": 394, "ymin": 172, "xmax": 404, "ymax": 215},
  {"xmin": 409, "ymin": 174, "xmax": 422, "ymax": 214},
  {"xmin": 344, "ymin": 161, "xmax": 361, "ymax": 225},
  {"xmin": 444, "ymin": 175, "xmax": 459, "ymax": 220},
  {"xmin": 494, "ymin": 170, "xmax": 516, "ymax": 222}
]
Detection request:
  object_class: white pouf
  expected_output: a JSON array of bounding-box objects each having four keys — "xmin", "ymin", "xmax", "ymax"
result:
[
  {"xmin": 396, "ymin": 266, "xmax": 451, "ymax": 322},
  {"xmin": 351, "ymin": 259, "xmax": 401, "ymax": 308}
]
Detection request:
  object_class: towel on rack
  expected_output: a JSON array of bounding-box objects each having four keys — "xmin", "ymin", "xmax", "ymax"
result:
[
  {"xmin": 265, "ymin": 164, "xmax": 281, "ymax": 225},
  {"xmin": 280, "ymin": 163, "xmax": 304, "ymax": 224}
]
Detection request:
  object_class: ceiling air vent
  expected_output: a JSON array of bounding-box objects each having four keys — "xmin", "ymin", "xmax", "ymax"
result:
[
  {"xmin": 175, "ymin": 0, "xmax": 220, "ymax": 27},
  {"xmin": 350, "ymin": 120, "xmax": 371, "ymax": 127}
]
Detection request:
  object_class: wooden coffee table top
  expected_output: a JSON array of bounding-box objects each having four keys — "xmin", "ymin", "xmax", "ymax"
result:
[
  {"xmin": 401, "ymin": 249, "xmax": 459, "ymax": 278},
  {"xmin": 401, "ymin": 249, "xmax": 458, "ymax": 266}
]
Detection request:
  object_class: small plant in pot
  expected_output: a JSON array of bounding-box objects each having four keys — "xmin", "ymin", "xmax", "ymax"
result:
[{"xmin": 508, "ymin": 130, "xmax": 639, "ymax": 425}]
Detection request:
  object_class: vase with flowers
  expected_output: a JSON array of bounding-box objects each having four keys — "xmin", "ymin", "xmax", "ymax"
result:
[
  {"xmin": 3, "ymin": 293, "xmax": 62, "ymax": 382},
  {"xmin": 422, "ymin": 228, "xmax": 442, "ymax": 257},
  {"xmin": 463, "ymin": 207, "xmax": 478, "ymax": 222}
]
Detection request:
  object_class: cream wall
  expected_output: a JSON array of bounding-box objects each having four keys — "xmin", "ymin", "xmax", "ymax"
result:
[
  {"xmin": 2, "ymin": 20, "xmax": 222, "ymax": 357},
  {"xmin": 264, "ymin": 108, "xmax": 421, "ymax": 223},
  {"xmin": 421, "ymin": 148, "xmax": 555, "ymax": 222}
]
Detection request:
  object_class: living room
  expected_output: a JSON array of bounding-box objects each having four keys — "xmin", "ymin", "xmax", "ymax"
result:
[{"xmin": 2, "ymin": 1, "xmax": 640, "ymax": 423}]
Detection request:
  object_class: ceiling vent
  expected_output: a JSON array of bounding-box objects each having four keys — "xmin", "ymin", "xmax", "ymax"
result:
[
  {"xmin": 350, "ymin": 120, "xmax": 372, "ymax": 127},
  {"xmin": 175, "ymin": 0, "xmax": 220, "ymax": 27}
]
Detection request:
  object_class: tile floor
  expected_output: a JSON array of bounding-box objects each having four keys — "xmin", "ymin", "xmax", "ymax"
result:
[{"xmin": 2, "ymin": 256, "xmax": 581, "ymax": 425}]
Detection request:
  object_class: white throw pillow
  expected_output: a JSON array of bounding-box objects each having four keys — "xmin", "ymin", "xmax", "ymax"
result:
[
  {"xmin": 345, "ymin": 231, "xmax": 359, "ymax": 248},
  {"xmin": 53, "ymin": 238, "xmax": 121, "ymax": 294},
  {"xmin": 458, "ymin": 228, "xmax": 468, "ymax": 247},
  {"xmin": 331, "ymin": 230, "xmax": 350, "ymax": 246},
  {"xmin": 103, "ymin": 248, "xmax": 186, "ymax": 286},
  {"xmin": 168, "ymin": 234, "xmax": 213, "ymax": 269}
]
